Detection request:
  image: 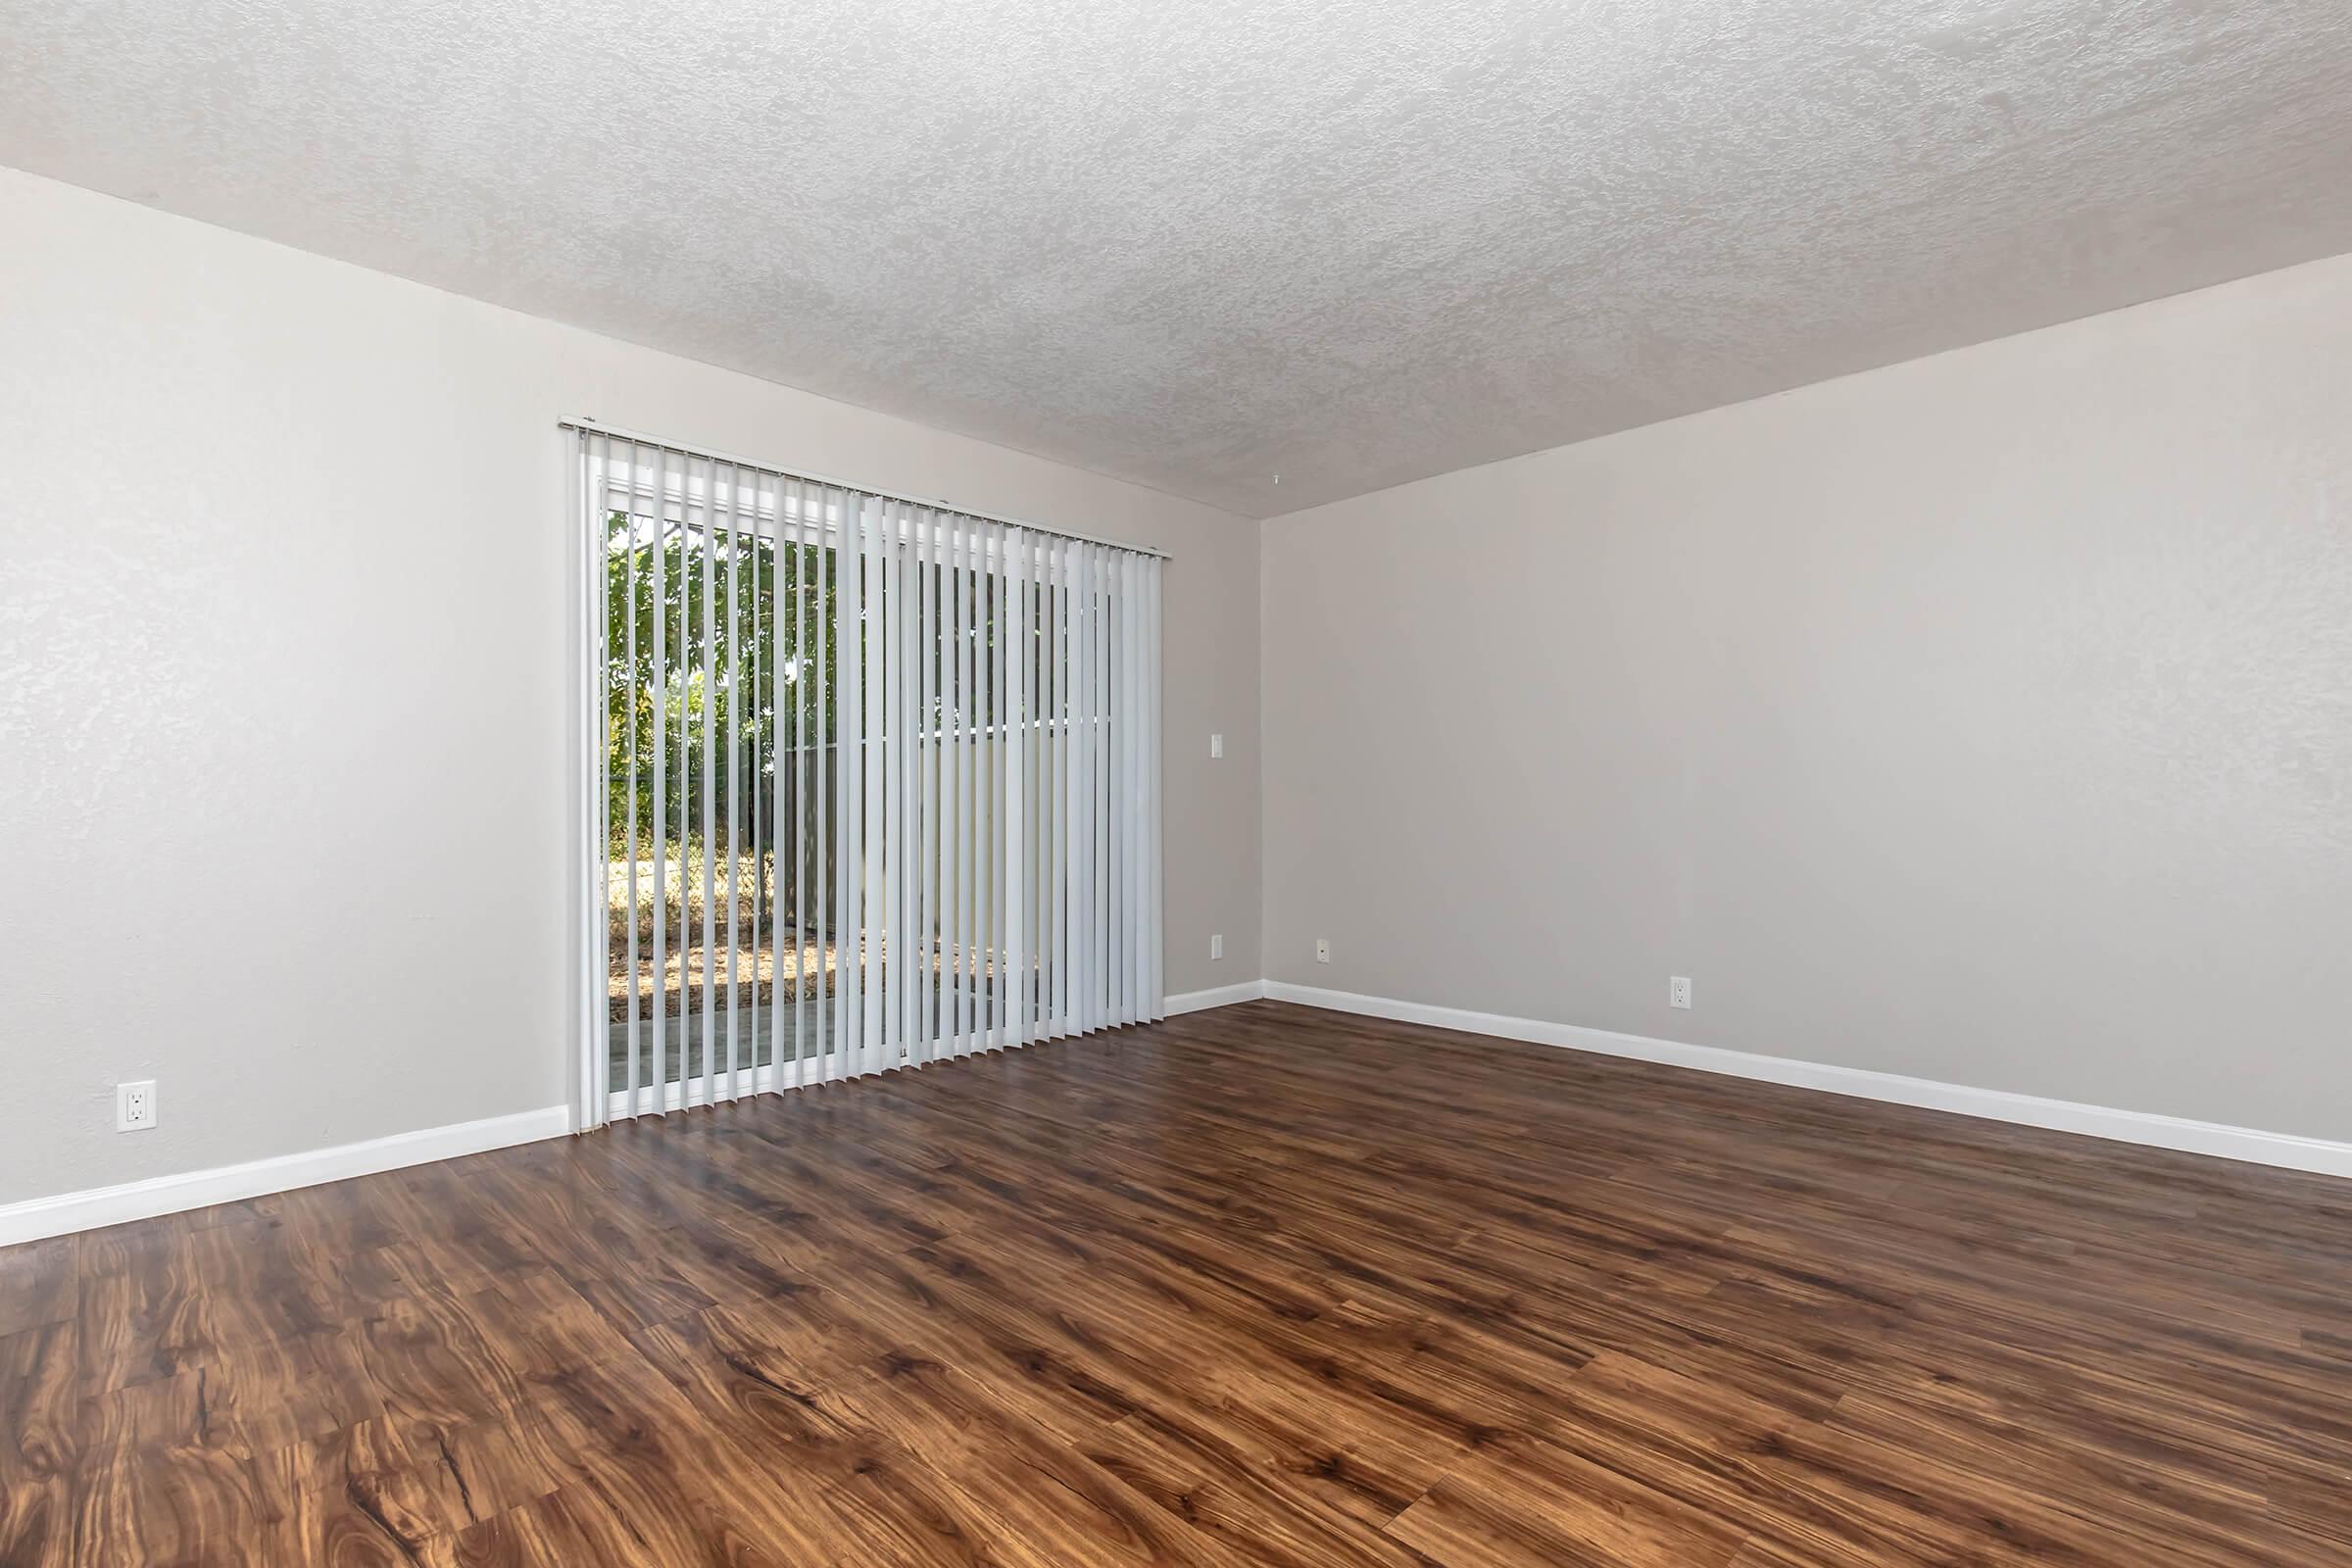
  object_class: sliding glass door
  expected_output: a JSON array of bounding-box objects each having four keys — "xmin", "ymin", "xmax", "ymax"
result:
[{"xmin": 573, "ymin": 426, "xmax": 1163, "ymax": 1128}]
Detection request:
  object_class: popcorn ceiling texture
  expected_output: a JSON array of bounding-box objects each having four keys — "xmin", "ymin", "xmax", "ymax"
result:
[{"xmin": 4, "ymin": 0, "xmax": 2350, "ymax": 516}]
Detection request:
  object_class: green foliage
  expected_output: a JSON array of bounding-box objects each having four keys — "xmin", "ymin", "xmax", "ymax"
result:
[{"xmin": 603, "ymin": 511, "xmax": 836, "ymax": 848}]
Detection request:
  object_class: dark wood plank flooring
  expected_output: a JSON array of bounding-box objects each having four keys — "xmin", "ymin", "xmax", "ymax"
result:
[{"xmin": 4, "ymin": 999, "xmax": 2350, "ymax": 1565}]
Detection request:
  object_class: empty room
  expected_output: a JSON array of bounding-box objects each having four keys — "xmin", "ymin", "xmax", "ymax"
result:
[{"xmin": 3, "ymin": 2, "xmax": 2350, "ymax": 1563}]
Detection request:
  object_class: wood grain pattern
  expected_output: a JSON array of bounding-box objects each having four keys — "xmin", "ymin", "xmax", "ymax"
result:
[{"xmin": 4, "ymin": 998, "xmax": 2349, "ymax": 1565}]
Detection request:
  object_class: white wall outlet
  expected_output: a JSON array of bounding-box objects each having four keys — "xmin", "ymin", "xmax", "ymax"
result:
[
  {"xmin": 117, "ymin": 1079, "xmax": 158, "ymax": 1131},
  {"xmin": 1315, "ymin": 938, "xmax": 1332, "ymax": 964},
  {"xmin": 1209, "ymin": 732, "xmax": 1224, "ymax": 759},
  {"xmin": 1210, "ymin": 933, "xmax": 1224, "ymax": 960},
  {"xmin": 1669, "ymin": 976, "xmax": 1693, "ymax": 1009}
]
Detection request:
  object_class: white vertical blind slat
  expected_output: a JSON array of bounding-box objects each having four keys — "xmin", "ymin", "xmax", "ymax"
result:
[
  {"xmin": 877, "ymin": 504, "xmax": 892, "ymax": 1073},
  {"xmin": 800, "ymin": 485, "xmax": 810, "ymax": 1088},
  {"xmin": 1039, "ymin": 539, "xmax": 1055, "ymax": 1033},
  {"xmin": 877, "ymin": 501, "xmax": 894, "ymax": 1073},
  {"xmin": 1146, "ymin": 555, "xmax": 1164, "ymax": 1016},
  {"xmin": 1126, "ymin": 552, "xmax": 1146, "ymax": 1023},
  {"xmin": 1110, "ymin": 550, "xmax": 1128, "ymax": 1027},
  {"xmin": 785, "ymin": 474, "xmax": 804, "ymax": 1091},
  {"xmin": 1005, "ymin": 525, "xmax": 1029, "ymax": 1049},
  {"xmin": 1003, "ymin": 521, "xmax": 1018, "ymax": 1051},
  {"xmin": 858, "ymin": 497, "xmax": 881, "ymax": 1077},
  {"xmin": 851, "ymin": 486, "xmax": 879, "ymax": 1081},
  {"xmin": 890, "ymin": 501, "xmax": 911, "ymax": 1070},
  {"xmin": 902, "ymin": 510, "xmax": 914, "ymax": 1068},
  {"xmin": 1097, "ymin": 543, "xmax": 1113, "ymax": 1032},
  {"xmin": 807, "ymin": 485, "xmax": 826, "ymax": 1082},
  {"xmin": 748, "ymin": 472, "xmax": 766, "ymax": 1100},
  {"xmin": 674, "ymin": 454, "xmax": 695, "ymax": 1101},
  {"xmin": 1096, "ymin": 547, "xmax": 1113, "ymax": 1031},
  {"xmin": 579, "ymin": 431, "xmax": 611, "ymax": 1129},
  {"xmin": 778, "ymin": 475, "xmax": 797, "ymax": 1092},
  {"xmin": 1109, "ymin": 552, "xmax": 1129, "ymax": 1029},
  {"xmin": 946, "ymin": 516, "xmax": 965, "ymax": 1057},
  {"xmin": 722, "ymin": 462, "xmax": 743, "ymax": 1102},
  {"xmin": 1106, "ymin": 550, "xmax": 1123, "ymax": 1028},
  {"xmin": 912, "ymin": 510, "xmax": 931, "ymax": 1071},
  {"xmin": 959, "ymin": 522, "xmax": 978, "ymax": 1057},
  {"xmin": 975, "ymin": 517, "xmax": 994, "ymax": 1054},
  {"xmin": 752, "ymin": 469, "xmax": 769, "ymax": 1101},
  {"xmin": 1051, "ymin": 536, "xmax": 1069, "ymax": 1036},
  {"xmin": 691, "ymin": 456, "xmax": 710, "ymax": 1091},
  {"xmin": 617, "ymin": 441, "xmax": 640, "ymax": 1116},
  {"xmin": 1096, "ymin": 550, "xmax": 1114, "ymax": 1029},
  {"xmin": 645, "ymin": 447, "xmax": 670, "ymax": 1116},
  {"xmin": 888, "ymin": 496, "xmax": 906, "ymax": 1075},
  {"xmin": 1077, "ymin": 545, "xmax": 1091, "ymax": 1034}
]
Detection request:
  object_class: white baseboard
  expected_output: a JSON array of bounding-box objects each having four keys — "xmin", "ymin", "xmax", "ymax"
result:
[
  {"xmin": 1164, "ymin": 979, "xmax": 1268, "ymax": 1015},
  {"xmin": 11, "ymin": 979, "xmax": 2336, "ymax": 1249},
  {"xmin": 1261, "ymin": 980, "xmax": 2352, "ymax": 1180},
  {"xmin": 0, "ymin": 1103, "xmax": 571, "ymax": 1248}
]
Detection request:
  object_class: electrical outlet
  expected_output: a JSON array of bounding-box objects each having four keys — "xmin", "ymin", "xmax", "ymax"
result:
[
  {"xmin": 1669, "ymin": 976, "xmax": 1692, "ymax": 1010},
  {"xmin": 1209, "ymin": 733, "xmax": 1224, "ymax": 759},
  {"xmin": 1210, "ymin": 933, "xmax": 1224, "ymax": 960},
  {"xmin": 117, "ymin": 1080, "xmax": 157, "ymax": 1132},
  {"xmin": 1315, "ymin": 938, "xmax": 1332, "ymax": 964}
]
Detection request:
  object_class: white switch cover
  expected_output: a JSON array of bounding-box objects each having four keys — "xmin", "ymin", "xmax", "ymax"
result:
[
  {"xmin": 117, "ymin": 1080, "xmax": 158, "ymax": 1131},
  {"xmin": 1209, "ymin": 733, "xmax": 1224, "ymax": 759},
  {"xmin": 1210, "ymin": 933, "xmax": 1224, "ymax": 960},
  {"xmin": 1669, "ymin": 976, "xmax": 1693, "ymax": 1009}
]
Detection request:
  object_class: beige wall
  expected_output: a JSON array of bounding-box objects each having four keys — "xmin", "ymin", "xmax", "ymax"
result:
[
  {"xmin": 0, "ymin": 168, "xmax": 1260, "ymax": 1205},
  {"xmin": 1262, "ymin": 253, "xmax": 2352, "ymax": 1141}
]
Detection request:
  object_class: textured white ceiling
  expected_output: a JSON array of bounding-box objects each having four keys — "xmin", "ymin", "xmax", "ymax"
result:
[{"xmin": 5, "ymin": 1, "xmax": 2350, "ymax": 517}]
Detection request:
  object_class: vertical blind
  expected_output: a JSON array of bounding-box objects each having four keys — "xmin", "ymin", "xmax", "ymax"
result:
[{"xmin": 572, "ymin": 425, "xmax": 1164, "ymax": 1126}]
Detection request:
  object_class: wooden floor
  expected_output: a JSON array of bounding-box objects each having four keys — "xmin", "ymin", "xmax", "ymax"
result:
[{"xmin": 4, "ymin": 1001, "xmax": 2350, "ymax": 1566}]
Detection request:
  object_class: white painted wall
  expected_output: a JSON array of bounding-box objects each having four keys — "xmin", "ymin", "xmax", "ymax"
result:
[
  {"xmin": 1262, "ymin": 254, "xmax": 2352, "ymax": 1142},
  {"xmin": 7, "ymin": 155, "xmax": 2347, "ymax": 1215},
  {"xmin": 0, "ymin": 168, "xmax": 1261, "ymax": 1207}
]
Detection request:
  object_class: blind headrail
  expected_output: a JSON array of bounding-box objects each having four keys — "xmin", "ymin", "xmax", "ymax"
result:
[{"xmin": 562, "ymin": 416, "xmax": 1171, "ymax": 561}]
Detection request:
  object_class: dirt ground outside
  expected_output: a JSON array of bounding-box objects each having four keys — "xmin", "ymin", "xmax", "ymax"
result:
[{"xmin": 607, "ymin": 852, "xmax": 992, "ymax": 1023}]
